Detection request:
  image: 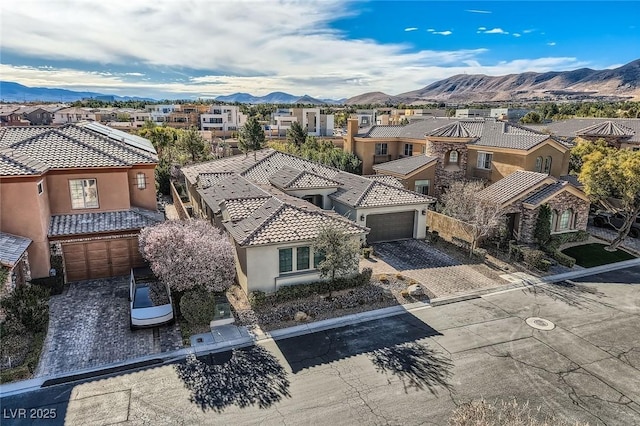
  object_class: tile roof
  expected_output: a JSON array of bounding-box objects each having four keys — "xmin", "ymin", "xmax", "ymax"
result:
[
  {"xmin": 577, "ymin": 121, "xmax": 635, "ymax": 137},
  {"xmin": 225, "ymin": 197, "xmax": 367, "ymax": 247},
  {"xmin": 268, "ymin": 166, "xmax": 340, "ymax": 189},
  {"xmin": 525, "ymin": 118, "xmax": 640, "ymax": 143},
  {"xmin": 0, "ymin": 232, "xmax": 32, "ymax": 267},
  {"xmin": 181, "ymin": 150, "xmax": 274, "ymax": 184},
  {"xmin": 363, "ymin": 175, "xmax": 404, "ymax": 188},
  {"xmin": 472, "ymin": 121, "xmax": 551, "ymax": 150},
  {"xmin": 198, "ymin": 174, "xmax": 272, "ymax": 214},
  {"xmin": 477, "ymin": 170, "xmax": 549, "ymax": 205},
  {"xmin": 371, "ymin": 155, "xmax": 437, "ymax": 176},
  {"xmin": 522, "ymin": 181, "xmax": 569, "ymax": 206},
  {"xmin": 197, "ymin": 172, "xmax": 235, "ymax": 189},
  {"xmin": 242, "ymin": 151, "xmax": 339, "ymax": 184},
  {"xmin": 48, "ymin": 208, "xmax": 163, "ymax": 237},
  {"xmin": 224, "ymin": 197, "xmax": 271, "ymax": 221},
  {"xmin": 0, "ymin": 124, "xmax": 157, "ymax": 176},
  {"xmin": 559, "ymin": 174, "xmax": 582, "ymax": 188},
  {"xmin": 428, "ymin": 121, "xmax": 476, "ymax": 138},
  {"xmin": 330, "ymin": 171, "xmax": 433, "ymax": 208}
]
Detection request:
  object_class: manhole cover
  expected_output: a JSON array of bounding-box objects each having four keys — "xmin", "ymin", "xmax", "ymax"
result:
[{"xmin": 525, "ymin": 317, "xmax": 555, "ymax": 331}]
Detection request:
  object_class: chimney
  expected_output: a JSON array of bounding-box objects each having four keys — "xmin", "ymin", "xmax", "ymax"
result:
[{"xmin": 345, "ymin": 118, "xmax": 358, "ymax": 153}]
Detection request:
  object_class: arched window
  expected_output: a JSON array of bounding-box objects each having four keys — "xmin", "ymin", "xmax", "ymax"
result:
[
  {"xmin": 448, "ymin": 150, "xmax": 458, "ymax": 164},
  {"xmin": 543, "ymin": 156, "xmax": 552, "ymax": 174},
  {"xmin": 535, "ymin": 156, "xmax": 543, "ymax": 172},
  {"xmin": 550, "ymin": 210, "xmax": 558, "ymax": 231},
  {"xmin": 559, "ymin": 209, "xmax": 573, "ymax": 230}
]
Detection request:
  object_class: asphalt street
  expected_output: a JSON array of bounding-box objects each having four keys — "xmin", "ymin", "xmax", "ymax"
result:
[{"xmin": 2, "ymin": 266, "xmax": 639, "ymax": 425}]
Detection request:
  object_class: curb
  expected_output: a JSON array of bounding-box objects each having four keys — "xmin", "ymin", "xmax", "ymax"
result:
[{"xmin": 2, "ymin": 257, "xmax": 638, "ymax": 397}]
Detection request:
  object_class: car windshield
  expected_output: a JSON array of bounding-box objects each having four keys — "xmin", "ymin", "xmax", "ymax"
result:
[{"xmin": 133, "ymin": 282, "xmax": 170, "ymax": 308}]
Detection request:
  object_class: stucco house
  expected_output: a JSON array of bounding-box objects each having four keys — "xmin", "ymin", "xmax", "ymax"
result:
[
  {"xmin": 178, "ymin": 149, "xmax": 435, "ymax": 293},
  {"xmin": 0, "ymin": 122, "xmax": 161, "ymax": 282},
  {"xmin": 476, "ymin": 170, "xmax": 590, "ymax": 244},
  {"xmin": 345, "ymin": 118, "xmax": 572, "ymax": 196}
]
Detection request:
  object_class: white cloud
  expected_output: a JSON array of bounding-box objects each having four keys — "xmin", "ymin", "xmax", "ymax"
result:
[
  {"xmin": 478, "ymin": 27, "xmax": 487, "ymax": 31},
  {"xmin": 483, "ymin": 28, "xmax": 509, "ymax": 35},
  {"xmin": 513, "ymin": 33, "xmax": 521, "ymax": 38},
  {"xmin": 465, "ymin": 9, "xmax": 492, "ymax": 14},
  {"xmin": 523, "ymin": 29, "xmax": 535, "ymax": 34},
  {"xmin": 547, "ymin": 42, "xmax": 556, "ymax": 46},
  {"xmin": 432, "ymin": 30, "xmax": 453, "ymax": 36},
  {"xmin": 427, "ymin": 28, "xmax": 435, "ymax": 32},
  {"xmin": 404, "ymin": 27, "xmax": 418, "ymax": 32},
  {"xmin": 0, "ymin": 1, "xmax": 588, "ymax": 98}
]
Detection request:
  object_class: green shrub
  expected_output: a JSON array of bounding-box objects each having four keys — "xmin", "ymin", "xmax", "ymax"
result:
[
  {"xmin": 553, "ymin": 251, "xmax": 576, "ymax": 268},
  {"xmin": 30, "ymin": 276, "xmax": 64, "ymax": 296},
  {"xmin": 546, "ymin": 230, "xmax": 590, "ymax": 252},
  {"xmin": 508, "ymin": 241, "xmax": 524, "ymax": 261},
  {"xmin": 249, "ymin": 290, "xmax": 267, "ymax": 308},
  {"xmin": 522, "ymin": 248, "xmax": 547, "ymax": 270},
  {"xmin": 473, "ymin": 248, "xmax": 487, "ymax": 259},
  {"xmin": 179, "ymin": 289, "xmax": 217, "ymax": 325},
  {"xmin": 539, "ymin": 259, "xmax": 552, "ymax": 272},
  {"xmin": 0, "ymin": 284, "xmax": 50, "ymax": 332}
]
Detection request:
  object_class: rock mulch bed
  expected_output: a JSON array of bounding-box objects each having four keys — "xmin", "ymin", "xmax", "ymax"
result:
[{"xmin": 226, "ymin": 274, "xmax": 435, "ymax": 332}]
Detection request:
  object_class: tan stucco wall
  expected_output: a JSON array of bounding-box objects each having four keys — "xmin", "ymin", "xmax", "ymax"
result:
[
  {"xmin": 46, "ymin": 169, "xmax": 132, "ymax": 214},
  {"xmin": 127, "ymin": 166, "xmax": 158, "ymax": 210},
  {"xmin": 426, "ymin": 211, "xmax": 474, "ymax": 244},
  {"xmin": 395, "ymin": 166, "xmax": 437, "ymax": 196},
  {"xmin": 0, "ymin": 177, "xmax": 52, "ymax": 278},
  {"xmin": 466, "ymin": 148, "xmax": 525, "ymax": 183},
  {"xmin": 352, "ymin": 138, "xmax": 427, "ymax": 175},
  {"xmin": 524, "ymin": 143, "xmax": 570, "ymax": 177}
]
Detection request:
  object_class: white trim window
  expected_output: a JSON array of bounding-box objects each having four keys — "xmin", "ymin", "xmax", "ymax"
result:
[
  {"xmin": 477, "ymin": 152, "xmax": 493, "ymax": 170},
  {"xmin": 136, "ymin": 172, "xmax": 147, "ymax": 189},
  {"xmin": 448, "ymin": 150, "xmax": 459, "ymax": 164},
  {"xmin": 279, "ymin": 246, "xmax": 325, "ymax": 275},
  {"xmin": 69, "ymin": 179, "xmax": 99, "ymax": 209}
]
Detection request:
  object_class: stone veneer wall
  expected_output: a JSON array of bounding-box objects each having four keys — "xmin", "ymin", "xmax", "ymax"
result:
[
  {"xmin": 518, "ymin": 191, "xmax": 590, "ymax": 244},
  {"xmin": 425, "ymin": 139, "xmax": 470, "ymax": 197}
]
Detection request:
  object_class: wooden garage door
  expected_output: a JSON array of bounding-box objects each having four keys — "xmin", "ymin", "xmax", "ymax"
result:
[
  {"xmin": 62, "ymin": 237, "xmax": 146, "ymax": 282},
  {"xmin": 366, "ymin": 211, "xmax": 415, "ymax": 243}
]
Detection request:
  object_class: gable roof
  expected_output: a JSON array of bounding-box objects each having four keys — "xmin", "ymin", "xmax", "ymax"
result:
[
  {"xmin": 471, "ymin": 121, "xmax": 552, "ymax": 151},
  {"xmin": 268, "ymin": 166, "xmax": 341, "ymax": 189},
  {"xmin": 0, "ymin": 123, "xmax": 157, "ymax": 176},
  {"xmin": 198, "ymin": 174, "xmax": 272, "ymax": 214},
  {"xmin": 477, "ymin": 170, "xmax": 550, "ymax": 205},
  {"xmin": 0, "ymin": 232, "xmax": 32, "ymax": 267},
  {"xmin": 372, "ymin": 155, "xmax": 437, "ymax": 176},
  {"xmin": 521, "ymin": 181, "xmax": 569, "ymax": 206},
  {"xmin": 363, "ymin": 174, "xmax": 404, "ymax": 188}
]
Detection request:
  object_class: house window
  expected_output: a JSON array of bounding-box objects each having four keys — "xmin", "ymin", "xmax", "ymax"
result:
[
  {"xmin": 37, "ymin": 180, "xmax": 44, "ymax": 195},
  {"xmin": 421, "ymin": 145, "xmax": 426, "ymax": 154},
  {"xmin": 297, "ymin": 247, "xmax": 310, "ymax": 270},
  {"xmin": 375, "ymin": 143, "xmax": 388, "ymax": 155},
  {"xmin": 558, "ymin": 209, "xmax": 573, "ymax": 230},
  {"xmin": 543, "ymin": 156, "xmax": 552, "ymax": 174},
  {"xmin": 69, "ymin": 179, "xmax": 98, "ymax": 209},
  {"xmin": 136, "ymin": 172, "xmax": 147, "ymax": 189},
  {"xmin": 535, "ymin": 156, "xmax": 542, "ymax": 172},
  {"xmin": 448, "ymin": 150, "xmax": 459, "ymax": 164},
  {"xmin": 404, "ymin": 144, "xmax": 413, "ymax": 156},
  {"xmin": 279, "ymin": 248, "xmax": 293, "ymax": 273},
  {"xmin": 415, "ymin": 179, "xmax": 430, "ymax": 195},
  {"xmin": 314, "ymin": 250, "xmax": 325, "ymax": 268},
  {"xmin": 477, "ymin": 152, "xmax": 492, "ymax": 170}
]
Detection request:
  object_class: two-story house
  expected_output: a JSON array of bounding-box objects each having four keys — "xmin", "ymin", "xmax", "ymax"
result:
[
  {"xmin": 0, "ymin": 122, "xmax": 161, "ymax": 282},
  {"xmin": 200, "ymin": 105, "xmax": 247, "ymax": 135}
]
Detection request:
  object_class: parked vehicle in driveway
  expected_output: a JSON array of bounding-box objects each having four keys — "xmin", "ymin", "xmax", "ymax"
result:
[
  {"xmin": 593, "ymin": 211, "xmax": 640, "ymax": 238},
  {"xmin": 129, "ymin": 267, "xmax": 174, "ymax": 329}
]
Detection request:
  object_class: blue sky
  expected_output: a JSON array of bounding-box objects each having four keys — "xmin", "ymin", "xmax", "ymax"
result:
[{"xmin": 1, "ymin": 1, "xmax": 638, "ymax": 100}]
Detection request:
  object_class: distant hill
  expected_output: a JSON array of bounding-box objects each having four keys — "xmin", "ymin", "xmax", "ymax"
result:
[
  {"xmin": 214, "ymin": 91, "xmax": 342, "ymax": 105},
  {"xmin": 395, "ymin": 59, "xmax": 640, "ymax": 103},
  {"xmin": 0, "ymin": 81, "xmax": 155, "ymax": 103},
  {"xmin": 345, "ymin": 91, "xmax": 403, "ymax": 105}
]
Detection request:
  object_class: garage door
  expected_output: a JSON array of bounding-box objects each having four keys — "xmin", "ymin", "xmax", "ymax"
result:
[
  {"xmin": 366, "ymin": 211, "xmax": 415, "ymax": 243},
  {"xmin": 62, "ymin": 237, "xmax": 146, "ymax": 282}
]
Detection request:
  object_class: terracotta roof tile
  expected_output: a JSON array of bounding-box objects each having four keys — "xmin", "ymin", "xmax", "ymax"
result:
[
  {"xmin": 48, "ymin": 208, "xmax": 162, "ymax": 237},
  {"xmin": 477, "ymin": 170, "xmax": 549, "ymax": 205}
]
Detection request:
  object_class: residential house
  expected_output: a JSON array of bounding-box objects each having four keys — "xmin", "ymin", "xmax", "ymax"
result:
[
  {"xmin": 53, "ymin": 107, "xmax": 98, "ymax": 124},
  {"xmin": 167, "ymin": 104, "xmax": 210, "ymax": 129},
  {"xmin": 0, "ymin": 232, "xmax": 32, "ymax": 294},
  {"xmin": 18, "ymin": 106, "xmax": 55, "ymax": 125},
  {"xmin": 271, "ymin": 108, "xmax": 334, "ymax": 137},
  {"xmin": 477, "ymin": 170, "xmax": 590, "ymax": 243},
  {"xmin": 489, "ymin": 108, "xmax": 533, "ymax": 121},
  {"xmin": 345, "ymin": 118, "xmax": 571, "ymax": 196},
  {"xmin": 372, "ymin": 155, "xmax": 439, "ymax": 196},
  {"xmin": 200, "ymin": 105, "xmax": 247, "ymax": 135},
  {"xmin": 525, "ymin": 118, "xmax": 640, "ymax": 150},
  {"xmin": 0, "ymin": 122, "xmax": 160, "ymax": 282},
  {"xmin": 178, "ymin": 149, "xmax": 434, "ymax": 292},
  {"xmin": 0, "ymin": 106, "xmax": 29, "ymax": 127},
  {"xmin": 455, "ymin": 109, "xmax": 490, "ymax": 119}
]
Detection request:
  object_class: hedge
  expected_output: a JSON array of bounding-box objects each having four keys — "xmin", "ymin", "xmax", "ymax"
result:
[
  {"xmin": 249, "ymin": 268, "xmax": 373, "ymax": 308},
  {"xmin": 552, "ymin": 251, "xmax": 576, "ymax": 268}
]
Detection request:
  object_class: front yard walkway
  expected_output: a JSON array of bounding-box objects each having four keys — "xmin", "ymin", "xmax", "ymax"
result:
[
  {"xmin": 37, "ymin": 277, "xmax": 182, "ymax": 377},
  {"xmin": 365, "ymin": 240, "xmax": 507, "ymax": 298}
]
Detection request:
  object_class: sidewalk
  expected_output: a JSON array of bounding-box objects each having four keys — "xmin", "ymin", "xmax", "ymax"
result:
[{"xmin": 2, "ymin": 257, "xmax": 639, "ymax": 397}]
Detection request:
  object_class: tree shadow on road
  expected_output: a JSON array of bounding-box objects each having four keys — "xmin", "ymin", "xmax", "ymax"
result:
[
  {"xmin": 369, "ymin": 342, "xmax": 455, "ymax": 396},
  {"xmin": 175, "ymin": 346, "xmax": 290, "ymax": 412},
  {"xmin": 522, "ymin": 280, "xmax": 610, "ymax": 309}
]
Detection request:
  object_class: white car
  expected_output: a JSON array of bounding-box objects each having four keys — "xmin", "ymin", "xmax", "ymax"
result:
[{"xmin": 129, "ymin": 267, "xmax": 174, "ymax": 330}]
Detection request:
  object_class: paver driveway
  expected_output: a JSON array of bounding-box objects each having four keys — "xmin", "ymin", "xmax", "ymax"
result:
[
  {"xmin": 37, "ymin": 276, "xmax": 182, "ymax": 377},
  {"xmin": 373, "ymin": 239, "xmax": 506, "ymax": 297}
]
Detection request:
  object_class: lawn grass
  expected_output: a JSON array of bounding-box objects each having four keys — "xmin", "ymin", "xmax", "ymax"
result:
[
  {"xmin": 0, "ymin": 332, "xmax": 46, "ymax": 384},
  {"xmin": 561, "ymin": 243, "xmax": 636, "ymax": 268}
]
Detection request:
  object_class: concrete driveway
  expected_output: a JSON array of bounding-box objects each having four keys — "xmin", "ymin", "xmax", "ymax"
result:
[
  {"xmin": 372, "ymin": 239, "xmax": 506, "ymax": 297},
  {"xmin": 36, "ymin": 276, "xmax": 182, "ymax": 377}
]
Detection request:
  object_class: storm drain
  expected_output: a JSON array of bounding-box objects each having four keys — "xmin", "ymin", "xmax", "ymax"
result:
[{"xmin": 525, "ymin": 317, "xmax": 555, "ymax": 331}]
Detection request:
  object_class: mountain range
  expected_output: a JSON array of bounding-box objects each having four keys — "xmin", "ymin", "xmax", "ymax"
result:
[
  {"xmin": 346, "ymin": 59, "xmax": 640, "ymax": 104},
  {"xmin": 2, "ymin": 59, "xmax": 639, "ymax": 105},
  {"xmin": 0, "ymin": 81, "xmax": 154, "ymax": 103}
]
